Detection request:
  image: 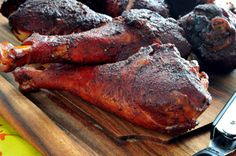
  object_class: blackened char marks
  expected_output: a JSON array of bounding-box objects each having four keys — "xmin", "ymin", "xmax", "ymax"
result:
[
  {"xmin": 13, "ymin": 44, "xmax": 211, "ymax": 134},
  {"xmin": 132, "ymin": 0, "xmax": 169, "ymax": 17},
  {"xmin": 8, "ymin": 0, "xmax": 111, "ymax": 41},
  {"xmin": 122, "ymin": 9, "xmax": 191, "ymax": 57},
  {"xmin": 0, "ymin": 0, "xmax": 26, "ymax": 18},
  {"xmin": 179, "ymin": 4, "xmax": 236, "ymax": 71},
  {"xmin": 80, "ymin": 0, "xmax": 128, "ymax": 17},
  {"xmin": 0, "ymin": 9, "xmax": 191, "ymax": 72}
]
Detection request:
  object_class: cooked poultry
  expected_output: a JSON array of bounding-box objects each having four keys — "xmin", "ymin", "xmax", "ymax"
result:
[
  {"xmin": 13, "ymin": 44, "xmax": 211, "ymax": 134},
  {"xmin": 1, "ymin": 0, "xmax": 169, "ymax": 18},
  {"xmin": 179, "ymin": 4, "xmax": 236, "ymax": 71},
  {"xmin": 0, "ymin": 9, "xmax": 191, "ymax": 72},
  {"xmin": 6, "ymin": 0, "xmax": 111, "ymax": 41},
  {"xmin": 0, "ymin": 0, "xmax": 26, "ymax": 18},
  {"xmin": 127, "ymin": 0, "xmax": 168, "ymax": 17},
  {"xmin": 80, "ymin": 0, "xmax": 169, "ymax": 17},
  {"xmin": 1, "ymin": 0, "xmax": 169, "ymax": 41}
]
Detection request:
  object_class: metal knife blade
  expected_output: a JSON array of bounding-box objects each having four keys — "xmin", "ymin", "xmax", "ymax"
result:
[{"xmin": 194, "ymin": 92, "xmax": 236, "ymax": 156}]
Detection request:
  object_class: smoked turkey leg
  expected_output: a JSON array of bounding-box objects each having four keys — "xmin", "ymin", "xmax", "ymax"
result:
[{"xmin": 13, "ymin": 44, "xmax": 211, "ymax": 134}]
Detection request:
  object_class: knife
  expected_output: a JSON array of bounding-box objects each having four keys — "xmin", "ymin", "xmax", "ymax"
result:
[{"xmin": 194, "ymin": 92, "xmax": 236, "ymax": 156}]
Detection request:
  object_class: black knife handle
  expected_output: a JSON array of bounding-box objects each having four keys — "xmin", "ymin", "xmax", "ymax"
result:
[{"xmin": 193, "ymin": 147, "xmax": 223, "ymax": 156}]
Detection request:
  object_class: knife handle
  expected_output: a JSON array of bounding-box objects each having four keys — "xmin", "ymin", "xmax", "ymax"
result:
[{"xmin": 212, "ymin": 92, "xmax": 236, "ymax": 139}]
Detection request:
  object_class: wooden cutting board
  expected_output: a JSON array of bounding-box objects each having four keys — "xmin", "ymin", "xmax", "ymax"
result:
[{"xmin": 0, "ymin": 10, "xmax": 235, "ymax": 156}]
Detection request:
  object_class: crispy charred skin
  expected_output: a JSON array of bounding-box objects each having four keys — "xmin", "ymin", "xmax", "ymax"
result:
[
  {"xmin": 179, "ymin": 4, "xmax": 236, "ymax": 71},
  {"xmin": 13, "ymin": 44, "xmax": 211, "ymax": 134},
  {"xmin": 96, "ymin": 0, "xmax": 128, "ymax": 17},
  {"xmin": 131, "ymin": 0, "xmax": 169, "ymax": 17},
  {"xmin": 1, "ymin": 0, "xmax": 169, "ymax": 18},
  {"xmin": 0, "ymin": 9, "xmax": 191, "ymax": 72},
  {"xmin": 165, "ymin": 0, "xmax": 213, "ymax": 19},
  {"xmin": 8, "ymin": 0, "xmax": 112, "ymax": 41},
  {"xmin": 80, "ymin": 0, "xmax": 169, "ymax": 17},
  {"xmin": 0, "ymin": 0, "xmax": 26, "ymax": 18}
]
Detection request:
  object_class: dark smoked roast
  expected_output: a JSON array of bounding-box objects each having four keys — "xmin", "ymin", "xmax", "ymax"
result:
[
  {"xmin": 0, "ymin": 0, "xmax": 214, "ymax": 134},
  {"xmin": 7, "ymin": 0, "xmax": 112, "ymax": 41},
  {"xmin": 0, "ymin": 0, "xmax": 169, "ymax": 42},
  {"xmin": 0, "ymin": 9, "xmax": 191, "ymax": 72},
  {"xmin": 179, "ymin": 4, "xmax": 236, "ymax": 71},
  {"xmin": 13, "ymin": 44, "xmax": 211, "ymax": 134},
  {"xmin": 0, "ymin": 0, "xmax": 26, "ymax": 18},
  {"xmin": 1, "ymin": 0, "xmax": 169, "ymax": 18}
]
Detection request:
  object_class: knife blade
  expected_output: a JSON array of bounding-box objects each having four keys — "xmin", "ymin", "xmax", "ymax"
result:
[{"xmin": 194, "ymin": 92, "xmax": 236, "ymax": 156}]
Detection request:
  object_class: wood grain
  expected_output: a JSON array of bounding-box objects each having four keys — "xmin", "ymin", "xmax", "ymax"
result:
[
  {"xmin": 0, "ymin": 76, "xmax": 96, "ymax": 156},
  {"xmin": 0, "ymin": 3, "xmax": 235, "ymax": 155}
]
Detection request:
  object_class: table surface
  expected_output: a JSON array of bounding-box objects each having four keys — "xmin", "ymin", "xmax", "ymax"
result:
[
  {"xmin": 0, "ymin": 116, "xmax": 42, "ymax": 156},
  {"xmin": 0, "ymin": 3, "xmax": 235, "ymax": 155}
]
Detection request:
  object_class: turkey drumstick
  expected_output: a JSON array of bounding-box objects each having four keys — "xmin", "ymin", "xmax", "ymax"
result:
[
  {"xmin": 0, "ymin": 0, "xmax": 168, "ymax": 42},
  {"xmin": 0, "ymin": 9, "xmax": 191, "ymax": 72},
  {"xmin": 7, "ymin": 0, "xmax": 112, "ymax": 41},
  {"xmin": 13, "ymin": 44, "xmax": 211, "ymax": 134},
  {"xmin": 1, "ymin": 0, "xmax": 169, "ymax": 18}
]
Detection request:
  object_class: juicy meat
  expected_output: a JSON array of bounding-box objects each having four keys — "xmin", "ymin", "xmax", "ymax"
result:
[
  {"xmin": 80, "ymin": 0, "xmax": 169, "ymax": 17},
  {"xmin": 8, "ymin": 0, "xmax": 112, "ymax": 41},
  {"xmin": 13, "ymin": 44, "xmax": 211, "ymax": 134},
  {"xmin": 179, "ymin": 4, "xmax": 236, "ymax": 71},
  {"xmin": 0, "ymin": 0, "xmax": 26, "ymax": 18},
  {"xmin": 0, "ymin": 9, "xmax": 191, "ymax": 72},
  {"xmin": 165, "ymin": 0, "xmax": 213, "ymax": 19}
]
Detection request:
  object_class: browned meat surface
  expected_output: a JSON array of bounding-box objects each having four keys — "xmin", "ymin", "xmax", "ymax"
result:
[
  {"xmin": 0, "ymin": 0, "xmax": 26, "ymax": 18},
  {"xmin": 13, "ymin": 44, "xmax": 211, "ymax": 134},
  {"xmin": 179, "ymin": 4, "xmax": 236, "ymax": 71},
  {"xmin": 165, "ymin": 0, "xmax": 212, "ymax": 19},
  {"xmin": 0, "ymin": 9, "xmax": 191, "ymax": 72},
  {"xmin": 80, "ymin": 0, "xmax": 169, "ymax": 17},
  {"xmin": 8, "ymin": 0, "xmax": 111, "ymax": 41},
  {"xmin": 130, "ymin": 0, "xmax": 169, "ymax": 17},
  {"xmin": 1, "ymin": 0, "xmax": 169, "ymax": 19}
]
